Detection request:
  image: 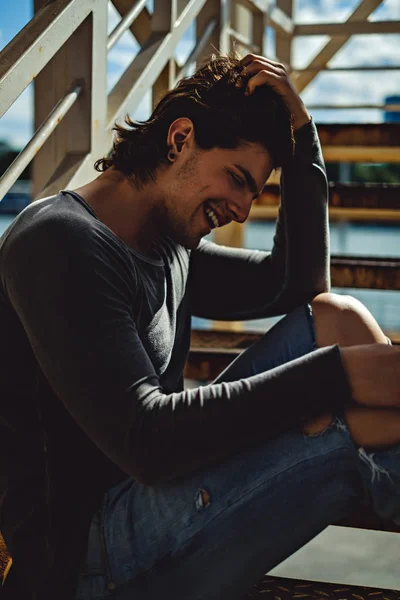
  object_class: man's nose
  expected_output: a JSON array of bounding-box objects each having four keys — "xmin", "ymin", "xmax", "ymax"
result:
[{"xmin": 227, "ymin": 194, "xmax": 253, "ymax": 224}]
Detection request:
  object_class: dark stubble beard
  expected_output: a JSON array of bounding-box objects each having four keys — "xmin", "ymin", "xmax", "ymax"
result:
[
  {"xmin": 167, "ymin": 209, "xmax": 202, "ymax": 249},
  {"xmin": 167, "ymin": 151, "xmax": 204, "ymax": 248}
]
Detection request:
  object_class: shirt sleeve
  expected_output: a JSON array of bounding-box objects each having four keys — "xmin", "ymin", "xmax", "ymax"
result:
[
  {"xmin": 2, "ymin": 207, "xmax": 351, "ymax": 488},
  {"xmin": 188, "ymin": 119, "xmax": 330, "ymax": 320}
]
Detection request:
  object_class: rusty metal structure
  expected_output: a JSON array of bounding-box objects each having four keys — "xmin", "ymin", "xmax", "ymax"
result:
[
  {"xmin": 0, "ymin": 0, "xmax": 399, "ymax": 362},
  {"xmin": 1, "ymin": 1, "xmax": 400, "ymax": 591}
]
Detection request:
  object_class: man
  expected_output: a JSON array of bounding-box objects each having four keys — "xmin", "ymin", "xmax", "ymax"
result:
[{"xmin": 0, "ymin": 53, "xmax": 399, "ymax": 599}]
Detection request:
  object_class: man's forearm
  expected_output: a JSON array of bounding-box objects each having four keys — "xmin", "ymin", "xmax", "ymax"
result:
[{"xmin": 284, "ymin": 90, "xmax": 310, "ymax": 132}]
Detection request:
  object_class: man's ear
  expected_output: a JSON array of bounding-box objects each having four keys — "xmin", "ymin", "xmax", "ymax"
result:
[{"xmin": 167, "ymin": 118, "xmax": 195, "ymax": 155}]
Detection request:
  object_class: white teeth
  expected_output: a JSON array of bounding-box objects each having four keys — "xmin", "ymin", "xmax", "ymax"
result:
[{"xmin": 206, "ymin": 206, "xmax": 219, "ymax": 228}]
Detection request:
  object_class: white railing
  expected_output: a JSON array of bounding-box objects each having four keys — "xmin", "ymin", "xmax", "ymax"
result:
[
  {"xmin": 0, "ymin": 0, "xmax": 269, "ymax": 201},
  {"xmin": 1, "ymin": 0, "xmax": 399, "ymax": 202}
]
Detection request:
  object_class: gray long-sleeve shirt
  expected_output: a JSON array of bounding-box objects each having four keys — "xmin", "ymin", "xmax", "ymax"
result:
[{"xmin": 0, "ymin": 120, "xmax": 352, "ymax": 598}]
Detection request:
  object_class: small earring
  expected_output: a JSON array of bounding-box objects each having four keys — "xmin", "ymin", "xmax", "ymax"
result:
[{"xmin": 168, "ymin": 150, "xmax": 175, "ymax": 162}]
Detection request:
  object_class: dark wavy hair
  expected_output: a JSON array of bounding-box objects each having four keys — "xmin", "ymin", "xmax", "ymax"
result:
[{"xmin": 95, "ymin": 53, "xmax": 295, "ymax": 186}]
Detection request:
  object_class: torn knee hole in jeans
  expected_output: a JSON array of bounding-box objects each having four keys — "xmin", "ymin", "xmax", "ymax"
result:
[
  {"xmin": 358, "ymin": 447, "xmax": 393, "ymax": 484},
  {"xmin": 303, "ymin": 414, "xmax": 336, "ymax": 438},
  {"xmin": 195, "ymin": 488, "xmax": 211, "ymax": 510},
  {"xmin": 306, "ymin": 415, "xmax": 394, "ymax": 485}
]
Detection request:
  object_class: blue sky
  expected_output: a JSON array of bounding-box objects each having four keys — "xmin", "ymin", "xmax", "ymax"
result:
[{"xmin": 1, "ymin": 0, "xmax": 400, "ymax": 149}]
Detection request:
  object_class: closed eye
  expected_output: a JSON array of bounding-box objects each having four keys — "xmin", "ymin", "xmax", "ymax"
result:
[{"xmin": 225, "ymin": 169, "xmax": 245, "ymax": 189}]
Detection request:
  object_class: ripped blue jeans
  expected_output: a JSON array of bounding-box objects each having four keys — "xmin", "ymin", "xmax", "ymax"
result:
[{"xmin": 76, "ymin": 304, "xmax": 400, "ymax": 600}]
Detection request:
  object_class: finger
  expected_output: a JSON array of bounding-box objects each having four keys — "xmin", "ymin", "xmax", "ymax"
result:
[
  {"xmin": 236, "ymin": 61, "xmax": 282, "ymax": 87},
  {"xmin": 237, "ymin": 65, "xmax": 282, "ymax": 91},
  {"xmin": 240, "ymin": 54, "xmax": 287, "ymax": 71},
  {"xmin": 241, "ymin": 61, "xmax": 283, "ymax": 78},
  {"xmin": 239, "ymin": 53, "xmax": 259, "ymax": 67},
  {"xmin": 245, "ymin": 70, "xmax": 282, "ymax": 96}
]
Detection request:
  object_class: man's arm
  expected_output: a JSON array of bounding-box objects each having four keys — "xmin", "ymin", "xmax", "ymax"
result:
[
  {"xmin": 189, "ymin": 54, "xmax": 329, "ymax": 320},
  {"xmin": 2, "ymin": 215, "xmax": 351, "ymax": 487},
  {"xmin": 188, "ymin": 118, "xmax": 329, "ymax": 320}
]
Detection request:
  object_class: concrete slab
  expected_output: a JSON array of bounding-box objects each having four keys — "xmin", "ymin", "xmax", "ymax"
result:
[{"xmin": 268, "ymin": 525, "xmax": 400, "ymax": 591}]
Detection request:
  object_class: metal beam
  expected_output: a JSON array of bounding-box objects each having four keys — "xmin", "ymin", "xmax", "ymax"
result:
[
  {"xmin": 195, "ymin": 0, "xmax": 223, "ymax": 63},
  {"xmin": 152, "ymin": 0, "xmax": 178, "ymax": 110},
  {"xmin": 185, "ymin": 319, "xmax": 400, "ymax": 380},
  {"xmin": 32, "ymin": 0, "xmax": 108, "ymax": 198},
  {"xmin": 275, "ymin": 0, "xmax": 293, "ymax": 64},
  {"xmin": 292, "ymin": 0, "xmax": 384, "ymax": 93},
  {"xmin": 249, "ymin": 205, "xmax": 400, "ymax": 222},
  {"xmin": 294, "ymin": 65, "xmax": 400, "ymax": 72},
  {"xmin": 294, "ymin": 20, "xmax": 400, "ymax": 36},
  {"xmin": 236, "ymin": 0, "xmax": 266, "ymax": 15},
  {"xmin": 227, "ymin": 27, "xmax": 260, "ymax": 53},
  {"xmin": 251, "ymin": 180, "xmax": 400, "ymax": 220},
  {"xmin": 246, "ymin": 0, "xmax": 294, "ymax": 39},
  {"xmin": 305, "ymin": 103, "xmax": 400, "ymax": 110},
  {"xmin": 317, "ymin": 123, "xmax": 400, "ymax": 149},
  {"xmin": 220, "ymin": 0, "xmax": 232, "ymax": 55},
  {"xmin": 266, "ymin": 4, "xmax": 294, "ymax": 39},
  {"xmin": 177, "ymin": 18, "xmax": 218, "ymax": 80},
  {"xmin": 323, "ymin": 146, "xmax": 400, "ymax": 163},
  {"xmin": 252, "ymin": 0, "xmax": 265, "ymax": 57},
  {"xmin": 111, "ymin": 0, "xmax": 152, "ymax": 46},
  {"xmin": 107, "ymin": 0, "xmax": 208, "ymax": 131},
  {"xmin": 259, "ymin": 182, "xmax": 400, "ymax": 211},
  {"xmin": 0, "ymin": 83, "xmax": 82, "ymax": 200},
  {"xmin": 0, "ymin": 0, "xmax": 95, "ymax": 118},
  {"xmin": 331, "ymin": 256, "xmax": 400, "ymax": 290},
  {"xmin": 107, "ymin": 0, "xmax": 148, "ymax": 51}
]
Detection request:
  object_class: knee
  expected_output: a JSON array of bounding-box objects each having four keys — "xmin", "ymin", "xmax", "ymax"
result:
[
  {"xmin": 311, "ymin": 292, "xmax": 358, "ymax": 318},
  {"xmin": 310, "ymin": 292, "xmax": 387, "ymax": 347}
]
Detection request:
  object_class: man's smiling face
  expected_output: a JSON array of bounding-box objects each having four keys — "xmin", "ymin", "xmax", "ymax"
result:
[{"xmin": 158, "ymin": 132, "xmax": 274, "ymax": 249}]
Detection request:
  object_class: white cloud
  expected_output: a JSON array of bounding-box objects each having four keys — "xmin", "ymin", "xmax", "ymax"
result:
[
  {"xmin": 369, "ymin": 0, "xmax": 400, "ymax": 21},
  {"xmin": 300, "ymin": 67, "xmax": 400, "ymax": 123},
  {"xmin": 329, "ymin": 33, "xmax": 400, "ymax": 67},
  {"xmin": 294, "ymin": 0, "xmax": 360, "ymax": 24},
  {"xmin": 309, "ymin": 108, "xmax": 382, "ymax": 122},
  {"xmin": 290, "ymin": 3, "xmax": 400, "ymax": 123},
  {"xmin": 292, "ymin": 35, "xmax": 330, "ymax": 68},
  {"xmin": 294, "ymin": 0, "xmax": 400, "ymax": 24},
  {"xmin": 294, "ymin": 31, "xmax": 400, "ymax": 70}
]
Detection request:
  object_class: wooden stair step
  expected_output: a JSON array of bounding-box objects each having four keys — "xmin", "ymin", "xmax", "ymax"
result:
[
  {"xmin": 186, "ymin": 327, "xmax": 400, "ymax": 381},
  {"xmin": 257, "ymin": 183, "xmax": 400, "ymax": 210},
  {"xmin": 317, "ymin": 123, "xmax": 400, "ymax": 162},
  {"xmin": 316, "ymin": 123, "xmax": 400, "ymax": 148},
  {"xmin": 331, "ymin": 255, "xmax": 400, "ymax": 289}
]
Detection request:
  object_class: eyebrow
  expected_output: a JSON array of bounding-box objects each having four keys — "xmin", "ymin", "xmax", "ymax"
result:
[{"xmin": 233, "ymin": 164, "xmax": 260, "ymax": 198}]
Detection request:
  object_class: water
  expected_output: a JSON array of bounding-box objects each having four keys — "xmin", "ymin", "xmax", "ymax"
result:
[
  {"xmin": 0, "ymin": 215, "xmax": 15, "ymax": 232},
  {"xmin": 246, "ymin": 221, "xmax": 400, "ymax": 259},
  {"xmin": 0, "ymin": 213, "xmax": 398, "ymax": 334},
  {"xmin": 198, "ymin": 220, "xmax": 400, "ymax": 334},
  {"xmin": 241, "ymin": 221, "xmax": 400, "ymax": 334}
]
